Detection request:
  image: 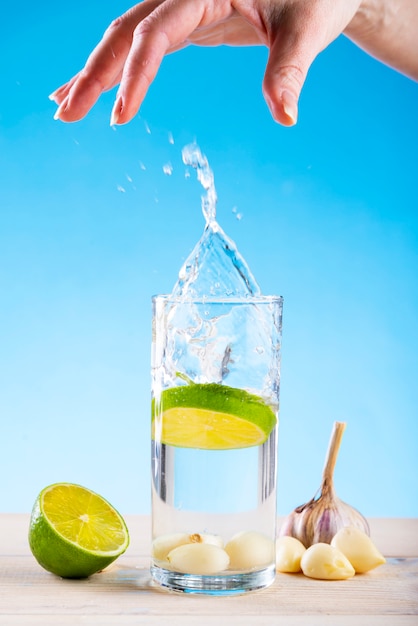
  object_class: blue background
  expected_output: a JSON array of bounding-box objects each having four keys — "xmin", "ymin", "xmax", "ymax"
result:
[{"xmin": 1, "ymin": 1, "xmax": 417, "ymax": 517}]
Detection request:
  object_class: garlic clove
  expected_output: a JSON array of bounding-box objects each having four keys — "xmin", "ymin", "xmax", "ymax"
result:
[
  {"xmin": 276, "ymin": 536, "xmax": 306, "ymax": 573},
  {"xmin": 167, "ymin": 542, "xmax": 230, "ymax": 575},
  {"xmin": 331, "ymin": 526, "xmax": 386, "ymax": 574},
  {"xmin": 152, "ymin": 533, "xmax": 191, "ymax": 561},
  {"xmin": 301, "ymin": 543, "xmax": 355, "ymax": 580},
  {"xmin": 225, "ymin": 531, "xmax": 275, "ymax": 570}
]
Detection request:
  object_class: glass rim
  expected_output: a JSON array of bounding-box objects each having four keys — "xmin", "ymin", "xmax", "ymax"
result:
[{"xmin": 152, "ymin": 294, "xmax": 283, "ymax": 304}]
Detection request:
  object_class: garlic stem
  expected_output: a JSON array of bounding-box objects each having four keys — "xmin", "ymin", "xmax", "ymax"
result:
[{"xmin": 321, "ymin": 421, "xmax": 346, "ymax": 496}]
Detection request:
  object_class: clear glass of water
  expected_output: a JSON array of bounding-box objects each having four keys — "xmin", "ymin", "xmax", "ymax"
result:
[{"xmin": 151, "ymin": 295, "xmax": 283, "ymax": 594}]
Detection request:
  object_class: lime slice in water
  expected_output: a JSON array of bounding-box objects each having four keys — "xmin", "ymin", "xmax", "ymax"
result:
[
  {"xmin": 152, "ymin": 383, "xmax": 277, "ymax": 450},
  {"xmin": 28, "ymin": 483, "xmax": 129, "ymax": 578}
]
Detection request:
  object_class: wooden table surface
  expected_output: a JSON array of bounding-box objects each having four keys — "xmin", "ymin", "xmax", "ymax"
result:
[{"xmin": 0, "ymin": 514, "xmax": 417, "ymax": 625}]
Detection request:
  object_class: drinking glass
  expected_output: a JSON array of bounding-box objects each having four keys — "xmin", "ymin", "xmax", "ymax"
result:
[{"xmin": 151, "ymin": 295, "xmax": 283, "ymax": 594}]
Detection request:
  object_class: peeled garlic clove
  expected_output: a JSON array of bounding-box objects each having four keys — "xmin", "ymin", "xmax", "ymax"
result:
[
  {"xmin": 225, "ymin": 531, "xmax": 275, "ymax": 570},
  {"xmin": 152, "ymin": 533, "xmax": 191, "ymax": 561},
  {"xmin": 301, "ymin": 543, "xmax": 355, "ymax": 580},
  {"xmin": 331, "ymin": 526, "xmax": 386, "ymax": 573},
  {"xmin": 276, "ymin": 536, "xmax": 306, "ymax": 573},
  {"xmin": 167, "ymin": 542, "xmax": 230, "ymax": 575}
]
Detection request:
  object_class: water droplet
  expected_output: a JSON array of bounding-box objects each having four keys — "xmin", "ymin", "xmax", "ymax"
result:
[
  {"xmin": 139, "ymin": 161, "xmax": 146, "ymax": 171},
  {"xmin": 168, "ymin": 131, "xmax": 174, "ymax": 145},
  {"xmin": 163, "ymin": 162, "xmax": 173, "ymax": 176},
  {"xmin": 144, "ymin": 121, "xmax": 151, "ymax": 134},
  {"xmin": 117, "ymin": 185, "xmax": 126, "ymax": 193},
  {"xmin": 126, "ymin": 174, "xmax": 133, "ymax": 182}
]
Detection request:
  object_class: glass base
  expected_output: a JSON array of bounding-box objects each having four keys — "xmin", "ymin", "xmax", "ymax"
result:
[{"xmin": 150, "ymin": 563, "xmax": 276, "ymax": 595}]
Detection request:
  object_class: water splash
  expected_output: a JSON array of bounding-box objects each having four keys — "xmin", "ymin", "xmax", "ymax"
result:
[
  {"xmin": 172, "ymin": 143, "xmax": 261, "ymax": 298},
  {"xmin": 182, "ymin": 143, "xmax": 217, "ymax": 225}
]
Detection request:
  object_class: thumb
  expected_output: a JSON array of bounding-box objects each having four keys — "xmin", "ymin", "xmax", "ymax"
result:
[{"xmin": 262, "ymin": 26, "xmax": 322, "ymax": 126}]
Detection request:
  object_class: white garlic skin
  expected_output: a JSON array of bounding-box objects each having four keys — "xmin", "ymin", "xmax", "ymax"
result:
[
  {"xmin": 276, "ymin": 536, "xmax": 306, "ymax": 573},
  {"xmin": 301, "ymin": 543, "xmax": 355, "ymax": 580},
  {"xmin": 167, "ymin": 543, "xmax": 230, "ymax": 575},
  {"xmin": 331, "ymin": 526, "xmax": 386, "ymax": 573},
  {"xmin": 225, "ymin": 531, "xmax": 275, "ymax": 571},
  {"xmin": 279, "ymin": 495, "xmax": 370, "ymax": 548}
]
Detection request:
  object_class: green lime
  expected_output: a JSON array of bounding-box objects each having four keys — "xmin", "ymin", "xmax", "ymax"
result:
[
  {"xmin": 152, "ymin": 383, "xmax": 277, "ymax": 450},
  {"xmin": 28, "ymin": 483, "xmax": 129, "ymax": 578}
]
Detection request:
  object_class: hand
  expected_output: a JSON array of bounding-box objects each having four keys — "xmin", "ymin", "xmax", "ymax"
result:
[{"xmin": 50, "ymin": 0, "xmax": 417, "ymax": 127}]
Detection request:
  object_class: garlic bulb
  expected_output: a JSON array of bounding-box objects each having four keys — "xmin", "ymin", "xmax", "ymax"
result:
[{"xmin": 279, "ymin": 421, "xmax": 369, "ymax": 548}]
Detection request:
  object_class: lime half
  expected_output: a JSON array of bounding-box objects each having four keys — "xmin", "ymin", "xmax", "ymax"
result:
[
  {"xmin": 152, "ymin": 383, "xmax": 277, "ymax": 450},
  {"xmin": 28, "ymin": 483, "xmax": 129, "ymax": 578}
]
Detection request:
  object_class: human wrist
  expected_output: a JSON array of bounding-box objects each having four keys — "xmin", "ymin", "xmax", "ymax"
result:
[
  {"xmin": 344, "ymin": 0, "xmax": 418, "ymax": 80},
  {"xmin": 344, "ymin": 0, "xmax": 396, "ymax": 46}
]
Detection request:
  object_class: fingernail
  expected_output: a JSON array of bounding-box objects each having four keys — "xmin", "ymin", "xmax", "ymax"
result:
[
  {"xmin": 53, "ymin": 95, "xmax": 69, "ymax": 120},
  {"xmin": 281, "ymin": 90, "xmax": 298, "ymax": 125},
  {"xmin": 49, "ymin": 84, "xmax": 67, "ymax": 103},
  {"xmin": 110, "ymin": 95, "xmax": 123, "ymax": 126}
]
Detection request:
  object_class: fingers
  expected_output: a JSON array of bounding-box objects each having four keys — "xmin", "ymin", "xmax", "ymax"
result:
[
  {"xmin": 52, "ymin": 0, "xmax": 214, "ymax": 124},
  {"xmin": 261, "ymin": 0, "xmax": 361, "ymax": 126},
  {"xmin": 110, "ymin": 0, "xmax": 220, "ymax": 125},
  {"xmin": 52, "ymin": 0, "xmax": 164, "ymax": 122},
  {"xmin": 51, "ymin": 0, "xmax": 361, "ymax": 126},
  {"xmin": 261, "ymin": 5, "xmax": 322, "ymax": 126},
  {"xmin": 263, "ymin": 46, "xmax": 311, "ymax": 126},
  {"xmin": 49, "ymin": 73, "xmax": 80, "ymax": 105}
]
